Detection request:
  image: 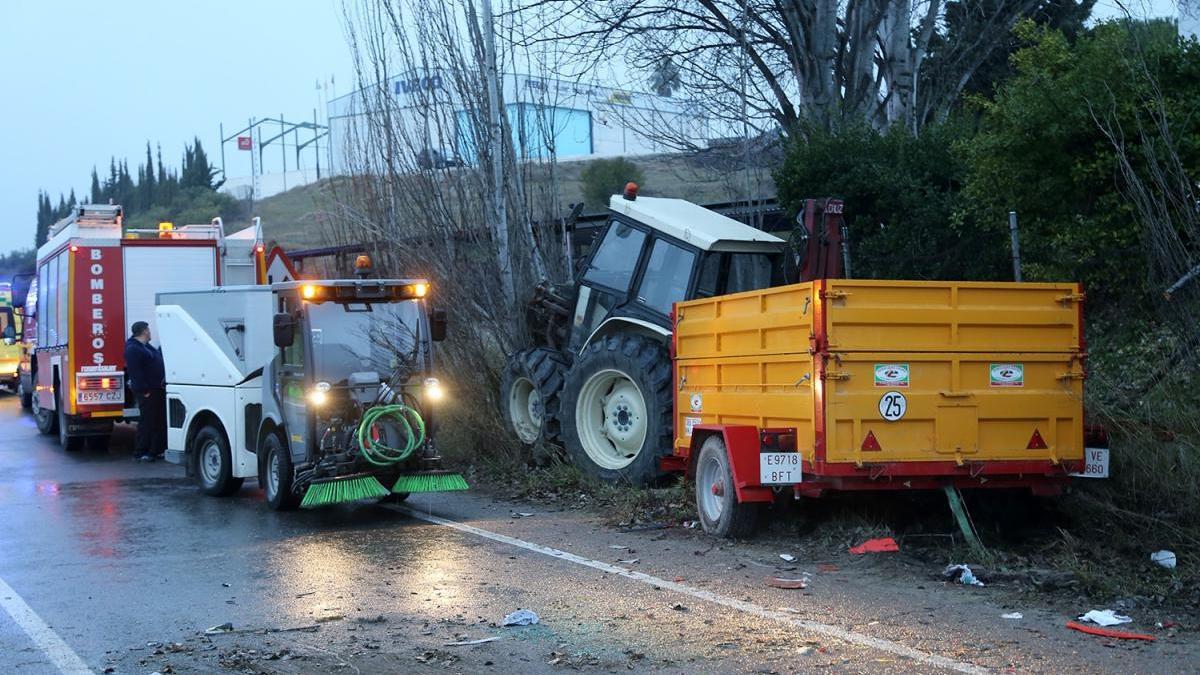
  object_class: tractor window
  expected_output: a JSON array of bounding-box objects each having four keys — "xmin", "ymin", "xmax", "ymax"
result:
[
  {"xmin": 637, "ymin": 239, "xmax": 696, "ymax": 315},
  {"xmin": 725, "ymin": 253, "xmax": 775, "ymax": 294},
  {"xmin": 694, "ymin": 253, "xmax": 721, "ymax": 299},
  {"xmin": 582, "ymin": 221, "xmax": 646, "ymax": 292}
]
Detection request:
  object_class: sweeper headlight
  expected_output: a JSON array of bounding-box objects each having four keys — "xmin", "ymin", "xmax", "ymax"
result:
[
  {"xmin": 308, "ymin": 381, "xmax": 331, "ymax": 406},
  {"xmin": 423, "ymin": 377, "xmax": 444, "ymax": 402}
]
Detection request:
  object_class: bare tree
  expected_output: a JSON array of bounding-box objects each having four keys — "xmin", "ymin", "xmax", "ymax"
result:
[
  {"xmin": 512, "ymin": 0, "xmax": 1044, "ymax": 135},
  {"xmin": 320, "ymin": 0, "xmax": 585, "ymax": 455}
]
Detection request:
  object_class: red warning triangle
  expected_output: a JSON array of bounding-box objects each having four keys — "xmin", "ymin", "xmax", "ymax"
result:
[
  {"xmin": 1027, "ymin": 429, "xmax": 1048, "ymax": 450},
  {"xmin": 861, "ymin": 430, "xmax": 882, "ymax": 452}
]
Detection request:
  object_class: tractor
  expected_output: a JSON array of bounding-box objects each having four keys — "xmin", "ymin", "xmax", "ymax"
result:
[{"xmin": 501, "ymin": 184, "xmax": 845, "ymax": 484}]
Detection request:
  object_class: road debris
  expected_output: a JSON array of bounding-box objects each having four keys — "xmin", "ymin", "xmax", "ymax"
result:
[
  {"xmin": 617, "ymin": 559, "xmax": 640, "ymax": 565},
  {"xmin": 314, "ymin": 614, "xmax": 345, "ymax": 623},
  {"xmin": 1078, "ymin": 610, "xmax": 1132, "ymax": 627},
  {"xmin": 671, "ymin": 603, "xmax": 688, "ymax": 611},
  {"xmin": 444, "ymin": 637, "xmax": 501, "ymax": 646},
  {"xmin": 779, "ymin": 554, "xmax": 797, "ymax": 562},
  {"xmin": 1150, "ymin": 550, "xmax": 1177, "ymax": 569},
  {"xmin": 944, "ymin": 564, "xmax": 985, "ymax": 587},
  {"xmin": 817, "ymin": 564, "xmax": 839, "ymax": 573},
  {"xmin": 849, "ymin": 537, "xmax": 899, "ymax": 555},
  {"xmin": 511, "ymin": 511, "xmax": 535, "ymax": 518},
  {"xmin": 502, "ymin": 609, "xmax": 540, "ymax": 626},
  {"xmin": 1066, "ymin": 621, "xmax": 1156, "ymax": 642},
  {"xmin": 764, "ymin": 576, "xmax": 808, "ymax": 590},
  {"xmin": 1002, "ymin": 612, "xmax": 1023, "ymax": 620},
  {"xmin": 609, "ymin": 544, "xmax": 629, "ymax": 550},
  {"xmin": 204, "ymin": 622, "xmax": 234, "ymax": 635}
]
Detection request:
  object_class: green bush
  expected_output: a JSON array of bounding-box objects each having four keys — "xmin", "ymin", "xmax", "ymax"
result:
[
  {"xmin": 775, "ymin": 121, "xmax": 1002, "ymax": 281},
  {"xmin": 580, "ymin": 157, "xmax": 644, "ymax": 210}
]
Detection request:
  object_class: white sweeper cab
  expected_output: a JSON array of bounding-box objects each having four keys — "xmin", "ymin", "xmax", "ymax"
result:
[{"xmin": 156, "ymin": 269, "xmax": 463, "ymax": 509}]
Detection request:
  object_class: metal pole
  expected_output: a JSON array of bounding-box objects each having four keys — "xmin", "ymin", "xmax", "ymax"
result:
[
  {"xmin": 219, "ymin": 122, "xmax": 226, "ymax": 178},
  {"xmin": 840, "ymin": 224, "xmax": 852, "ymax": 279},
  {"xmin": 1008, "ymin": 210, "xmax": 1023, "ymax": 282},
  {"xmin": 280, "ymin": 114, "xmax": 287, "ymax": 191},
  {"xmin": 314, "ymin": 108, "xmax": 321, "ymax": 180},
  {"xmin": 481, "ymin": 0, "xmax": 515, "ymax": 310}
]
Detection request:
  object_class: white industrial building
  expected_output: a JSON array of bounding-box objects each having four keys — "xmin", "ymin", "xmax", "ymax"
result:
[{"xmin": 326, "ymin": 70, "xmax": 713, "ymax": 173}]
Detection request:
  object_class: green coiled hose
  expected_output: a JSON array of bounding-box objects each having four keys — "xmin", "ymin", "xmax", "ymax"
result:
[{"xmin": 356, "ymin": 404, "xmax": 426, "ymax": 467}]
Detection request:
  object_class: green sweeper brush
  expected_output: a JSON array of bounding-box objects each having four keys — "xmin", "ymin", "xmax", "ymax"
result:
[
  {"xmin": 392, "ymin": 470, "xmax": 469, "ymax": 494},
  {"xmin": 300, "ymin": 474, "xmax": 391, "ymax": 509}
]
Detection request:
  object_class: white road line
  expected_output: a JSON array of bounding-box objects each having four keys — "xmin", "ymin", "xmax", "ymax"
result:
[
  {"xmin": 0, "ymin": 575, "xmax": 93, "ymax": 675},
  {"xmin": 395, "ymin": 506, "xmax": 988, "ymax": 675}
]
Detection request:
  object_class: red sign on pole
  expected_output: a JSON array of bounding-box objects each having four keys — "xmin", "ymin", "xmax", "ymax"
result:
[{"xmin": 237, "ymin": 136, "xmax": 252, "ymax": 151}]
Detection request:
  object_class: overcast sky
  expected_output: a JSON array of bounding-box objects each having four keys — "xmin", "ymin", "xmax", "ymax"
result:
[
  {"xmin": 0, "ymin": 0, "xmax": 354, "ymax": 254},
  {"xmin": 0, "ymin": 0, "xmax": 1181, "ymax": 256}
]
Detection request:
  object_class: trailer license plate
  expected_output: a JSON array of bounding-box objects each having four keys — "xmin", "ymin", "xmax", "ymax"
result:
[
  {"xmin": 77, "ymin": 389, "xmax": 124, "ymax": 405},
  {"xmin": 760, "ymin": 453, "xmax": 801, "ymax": 484},
  {"xmin": 1070, "ymin": 447, "xmax": 1110, "ymax": 479}
]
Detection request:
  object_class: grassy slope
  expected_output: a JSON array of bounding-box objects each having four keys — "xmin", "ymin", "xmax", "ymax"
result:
[{"xmin": 252, "ymin": 152, "xmax": 777, "ymax": 250}]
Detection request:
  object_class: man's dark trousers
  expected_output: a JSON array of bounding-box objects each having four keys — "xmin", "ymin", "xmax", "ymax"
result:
[{"xmin": 136, "ymin": 390, "xmax": 167, "ymax": 457}]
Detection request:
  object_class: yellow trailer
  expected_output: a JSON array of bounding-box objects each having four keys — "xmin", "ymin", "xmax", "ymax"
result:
[{"xmin": 671, "ymin": 279, "xmax": 1092, "ymax": 536}]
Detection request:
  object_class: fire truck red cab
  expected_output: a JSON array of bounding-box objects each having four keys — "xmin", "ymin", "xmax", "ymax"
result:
[{"xmin": 31, "ymin": 204, "xmax": 265, "ymax": 451}]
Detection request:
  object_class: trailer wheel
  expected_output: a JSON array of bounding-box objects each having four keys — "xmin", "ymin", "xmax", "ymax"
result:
[
  {"xmin": 263, "ymin": 433, "xmax": 300, "ymax": 511},
  {"xmin": 195, "ymin": 424, "xmax": 243, "ymax": 497},
  {"xmin": 500, "ymin": 348, "xmax": 569, "ymax": 446},
  {"xmin": 32, "ymin": 385, "xmax": 57, "ymax": 435},
  {"xmin": 57, "ymin": 389, "xmax": 84, "ymax": 452},
  {"xmin": 560, "ymin": 334, "xmax": 673, "ymax": 486},
  {"xmin": 17, "ymin": 378, "xmax": 32, "ymax": 409},
  {"xmin": 695, "ymin": 435, "xmax": 760, "ymax": 538}
]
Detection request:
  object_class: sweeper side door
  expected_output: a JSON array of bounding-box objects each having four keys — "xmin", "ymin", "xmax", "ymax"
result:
[{"xmin": 276, "ymin": 304, "xmax": 312, "ymax": 466}]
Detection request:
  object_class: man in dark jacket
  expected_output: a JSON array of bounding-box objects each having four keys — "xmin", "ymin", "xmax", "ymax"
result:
[{"xmin": 125, "ymin": 321, "xmax": 166, "ymax": 462}]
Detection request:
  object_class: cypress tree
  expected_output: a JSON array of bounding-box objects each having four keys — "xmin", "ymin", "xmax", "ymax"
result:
[
  {"xmin": 34, "ymin": 191, "xmax": 51, "ymax": 246},
  {"xmin": 89, "ymin": 167, "xmax": 102, "ymax": 204}
]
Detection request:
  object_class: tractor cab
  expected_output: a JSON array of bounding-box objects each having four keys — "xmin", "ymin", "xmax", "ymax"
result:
[{"xmin": 567, "ymin": 185, "xmax": 788, "ymax": 353}]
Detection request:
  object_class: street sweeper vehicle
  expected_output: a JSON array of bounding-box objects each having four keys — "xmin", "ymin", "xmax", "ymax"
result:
[{"xmin": 156, "ymin": 266, "xmax": 465, "ymax": 509}]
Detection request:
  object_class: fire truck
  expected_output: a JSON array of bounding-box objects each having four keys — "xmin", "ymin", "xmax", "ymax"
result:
[{"xmin": 31, "ymin": 204, "xmax": 265, "ymax": 451}]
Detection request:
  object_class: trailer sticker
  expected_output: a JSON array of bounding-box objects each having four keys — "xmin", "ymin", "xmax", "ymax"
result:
[
  {"xmin": 878, "ymin": 391, "xmax": 907, "ymax": 421},
  {"xmin": 874, "ymin": 364, "xmax": 909, "ymax": 387},
  {"xmin": 684, "ymin": 416, "xmax": 702, "ymax": 437},
  {"xmin": 690, "ymin": 393, "xmax": 703, "ymax": 412},
  {"xmin": 989, "ymin": 363, "xmax": 1024, "ymax": 387}
]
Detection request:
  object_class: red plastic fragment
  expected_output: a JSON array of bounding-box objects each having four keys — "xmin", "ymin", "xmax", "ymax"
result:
[
  {"xmin": 849, "ymin": 537, "xmax": 900, "ymax": 555},
  {"xmin": 1066, "ymin": 621, "xmax": 1156, "ymax": 642}
]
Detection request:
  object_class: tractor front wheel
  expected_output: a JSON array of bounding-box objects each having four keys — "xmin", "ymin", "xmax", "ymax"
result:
[
  {"xmin": 560, "ymin": 334, "xmax": 672, "ymax": 486},
  {"xmin": 500, "ymin": 348, "xmax": 569, "ymax": 447}
]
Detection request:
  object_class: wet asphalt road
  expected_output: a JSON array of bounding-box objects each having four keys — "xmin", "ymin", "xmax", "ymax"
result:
[{"xmin": 0, "ymin": 393, "xmax": 1196, "ymax": 674}]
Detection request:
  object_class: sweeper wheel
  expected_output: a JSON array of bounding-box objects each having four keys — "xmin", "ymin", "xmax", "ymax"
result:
[{"xmin": 263, "ymin": 433, "xmax": 300, "ymax": 511}]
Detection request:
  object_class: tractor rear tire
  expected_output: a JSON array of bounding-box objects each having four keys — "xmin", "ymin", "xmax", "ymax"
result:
[
  {"xmin": 500, "ymin": 348, "xmax": 570, "ymax": 447},
  {"xmin": 560, "ymin": 334, "xmax": 673, "ymax": 486},
  {"xmin": 694, "ymin": 435, "xmax": 760, "ymax": 538}
]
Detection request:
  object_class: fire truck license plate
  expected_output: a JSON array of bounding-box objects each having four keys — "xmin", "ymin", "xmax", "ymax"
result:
[
  {"xmin": 760, "ymin": 453, "xmax": 801, "ymax": 484},
  {"xmin": 77, "ymin": 390, "xmax": 124, "ymax": 405}
]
